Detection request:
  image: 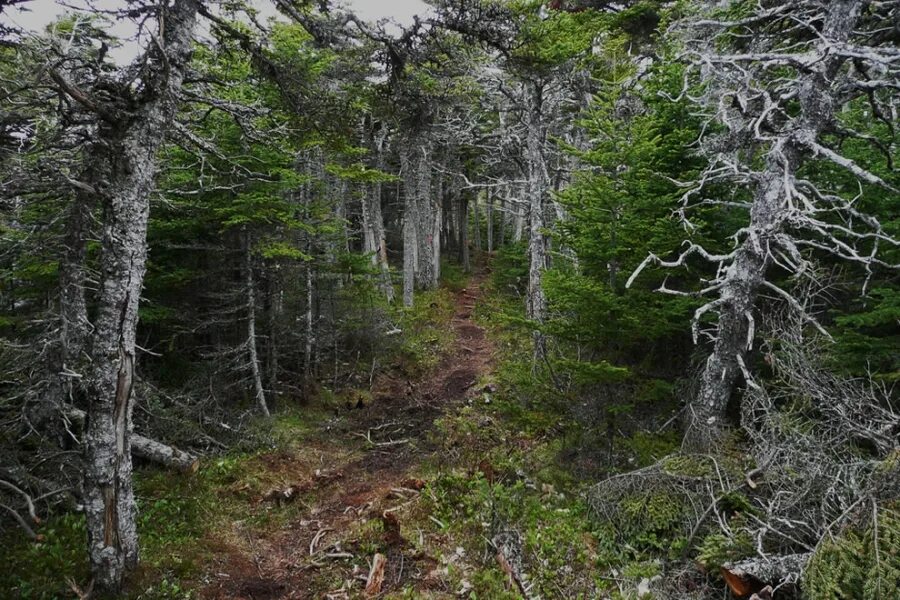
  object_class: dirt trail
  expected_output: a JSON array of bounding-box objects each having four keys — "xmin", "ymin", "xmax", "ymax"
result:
[{"xmin": 200, "ymin": 270, "xmax": 495, "ymax": 600}]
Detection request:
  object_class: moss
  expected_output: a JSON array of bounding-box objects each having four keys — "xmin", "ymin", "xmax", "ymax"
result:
[
  {"xmin": 617, "ymin": 491, "xmax": 687, "ymax": 552},
  {"xmin": 623, "ymin": 430, "xmax": 680, "ymax": 467},
  {"xmin": 696, "ymin": 531, "xmax": 754, "ymax": 570}
]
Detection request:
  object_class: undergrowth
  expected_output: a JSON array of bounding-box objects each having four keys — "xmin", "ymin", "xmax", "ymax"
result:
[{"xmin": 0, "ymin": 278, "xmax": 459, "ymax": 599}]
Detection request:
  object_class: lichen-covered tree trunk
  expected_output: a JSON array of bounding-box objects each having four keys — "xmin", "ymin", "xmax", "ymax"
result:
[
  {"xmin": 244, "ymin": 233, "xmax": 269, "ymax": 417},
  {"xmin": 401, "ymin": 130, "xmax": 438, "ymax": 303},
  {"xmin": 524, "ymin": 81, "xmax": 549, "ymax": 356},
  {"xmin": 472, "ymin": 192, "xmax": 482, "ymax": 253},
  {"xmin": 687, "ymin": 0, "xmax": 862, "ymax": 449},
  {"xmin": 486, "ymin": 189, "xmax": 494, "ymax": 253},
  {"xmin": 458, "ymin": 192, "xmax": 470, "ymax": 273},
  {"xmin": 362, "ymin": 127, "xmax": 394, "ymax": 303},
  {"xmin": 400, "ymin": 140, "xmax": 421, "ymax": 307},
  {"xmin": 81, "ymin": 2, "xmax": 197, "ymax": 592}
]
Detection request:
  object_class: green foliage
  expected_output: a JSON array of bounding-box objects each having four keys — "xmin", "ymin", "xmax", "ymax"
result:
[
  {"xmin": 618, "ymin": 492, "xmax": 687, "ymax": 552},
  {"xmin": 696, "ymin": 530, "xmax": 754, "ymax": 570},
  {"xmin": 0, "ymin": 513, "xmax": 88, "ymax": 599},
  {"xmin": 804, "ymin": 506, "xmax": 900, "ymax": 600}
]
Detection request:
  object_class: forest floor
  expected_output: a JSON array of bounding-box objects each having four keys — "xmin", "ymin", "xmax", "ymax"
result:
[
  {"xmin": 3, "ymin": 263, "xmax": 611, "ymax": 599},
  {"xmin": 194, "ymin": 270, "xmax": 500, "ymax": 599}
]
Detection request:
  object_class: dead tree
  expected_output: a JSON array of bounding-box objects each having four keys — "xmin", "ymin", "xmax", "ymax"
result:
[
  {"xmin": 627, "ymin": 0, "xmax": 900, "ymax": 449},
  {"xmin": 362, "ymin": 121, "xmax": 395, "ymax": 303},
  {"xmin": 243, "ymin": 232, "xmax": 270, "ymax": 417}
]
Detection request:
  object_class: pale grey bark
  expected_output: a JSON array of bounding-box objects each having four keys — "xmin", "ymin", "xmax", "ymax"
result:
[
  {"xmin": 458, "ymin": 191, "xmax": 470, "ymax": 273},
  {"xmin": 66, "ymin": 407, "xmax": 198, "ymax": 472},
  {"xmin": 70, "ymin": 2, "xmax": 199, "ymax": 592},
  {"xmin": 244, "ymin": 234, "xmax": 270, "ymax": 417},
  {"xmin": 498, "ymin": 195, "xmax": 506, "ymax": 247},
  {"xmin": 401, "ymin": 141, "xmax": 420, "ymax": 307},
  {"xmin": 687, "ymin": 0, "xmax": 865, "ymax": 448},
  {"xmin": 401, "ymin": 129, "xmax": 438, "ymax": 304},
  {"xmin": 524, "ymin": 82, "xmax": 549, "ymax": 352},
  {"xmin": 486, "ymin": 189, "xmax": 494, "ymax": 253},
  {"xmin": 627, "ymin": 0, "xmax": 883, "ymax": 450},
  {"xmin": 512, "ymin": 182, "xmax": 525, "ymax": 243},
  {"xmin": 362, "ymin": 127, "xmax": 394, "ymax": 303},
  {"xmin": 472, "ymin": 191, "xmax": 482, "ymax": 253}
]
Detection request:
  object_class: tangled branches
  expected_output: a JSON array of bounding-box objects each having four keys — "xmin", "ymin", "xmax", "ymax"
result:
[{"xmin": 589, "ymin": 300, "xmax": 899, "ymax": 598}]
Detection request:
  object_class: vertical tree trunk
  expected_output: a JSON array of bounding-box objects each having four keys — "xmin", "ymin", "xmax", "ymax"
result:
[
  {"xmin": 363, "ymin": 126, "xmax": 394, "ymax": 303},
  {"xmin": 266, "ymin": 273, "xmax": 281, "ymax": 393},
  {"xmin": 487, "ymin": 189, "xmax": 494, "ymax": 253},
  {"xmin": 498, "ymin": 194, "xmax": 506, "ymax": 247},
  {"xmin": 244, "ymin": 233, "xmax": 269, "ymax": 417},
  {"xmin": 513, "ymin": 182, "xmax": 525, "ymax": 243},
  {"xmin": 80, "ymin": 3, "xmax": 198, "ymax": 592},
  {"xmin": 304, "ymin": 261, "xmax": 315, "ymax": 384},
  {"xmin": 401, "ymin": 141, "xmax": 420, "ymax": 307},
  {"xmin": 429, "ymin": 172, "xmax": 442, "ymax": 284},
  {"xmin": 523, "ymin": 81, "xmax": 549, "ymax": 357},
  {"xmin": 458, "ymin": 193, "xmax": 470, "ymax": 273},
  {"xmin": 472, "ymin": 191, "xmax": 482, "ymax": 253}
]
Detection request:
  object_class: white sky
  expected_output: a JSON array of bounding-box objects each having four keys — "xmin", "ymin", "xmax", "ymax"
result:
[{"xmin": 1, "ymin": 0, "xmax": 432, "ymax": 49}]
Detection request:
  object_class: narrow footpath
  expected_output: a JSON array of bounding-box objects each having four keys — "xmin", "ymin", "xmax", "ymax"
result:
[{"xmin": 200, "ymin": 270, "xmax": 495, "ymax": 600}]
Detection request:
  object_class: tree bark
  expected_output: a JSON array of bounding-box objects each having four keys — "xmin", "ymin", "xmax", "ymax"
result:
[
  {"xmin": 524, "ymin": 81, "xmax": 549, "ymax": 357},
  {"xmin": 458, "ymin": 192, "xmax": 470, "ymax": 272},
  {"xmin": 687, "ymin": 0, "xmax": 863, "ymax": 449},
  {"xmin": 363, "ymin": 126, "xmax": 394, "ymax": 303},
  {"xmin": 486, "ymin": 189, "xmax": 494, "ymax": 253},
  {"xmin": 401, "ymin": 140, "xmax": 420, "ymax": 307},
  {"xmin": 244, "ymin": 233, "xmax": 270, "ymax": 417},
  {"xmin": 66, "ymin": 407, "xmax": 199, "ymax": 473},
  {"xmin": 78, "ymin": 3, "xmax": 198, "ymax": 592},
  {"xmin": 403, "ymin": 130, "xmax": 439, "ymax": 292},
  {"xmin": 498, "ymin": 194, "xmax": 506, "ymax": 247},
  {"xmin": 472, "ymin": 191, "xmax": 482, "ymax": 253}
]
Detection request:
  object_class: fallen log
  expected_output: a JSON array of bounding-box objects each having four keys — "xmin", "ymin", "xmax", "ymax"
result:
[{"xmin": 64, "ymin": 407, "xmax": 199, "ymax": 473}]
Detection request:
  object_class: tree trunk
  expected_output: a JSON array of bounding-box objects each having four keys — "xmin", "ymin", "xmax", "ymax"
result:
[
  {"xmin": 82, "ymin": 46, "xmax": 197, "ymax": 596},
  {"xmin": 524, "ymin": 81, "xmax": 549, "ymax": 357},
  {"xmin": 80, "ymin": 3, "xmax": 198, "ymax": 592},
  {"xmin": 487, "ymin": 189, "xmax": 494, "ymax": 253},
  {"xmin": 472, "ymin": 191, "xmax": 482, "ymax": 253},
  {"xmin": 403, "ymin": 131, "xmax": 439, "ymax": 292},
  {"xmin": 368, "ymin": 127, "xmax": 395, "ymax": 303},
  {"xmin": 498, "ymin": 194, "xmax": 506, "ymax": 247},
  {"xmin": 266, "ymin": 273, "xmax": 281, "ymax": 393},
  {"xmin": 458, "ymin": 193, "xmax": 470, "ymax": 273},
  {"xmin": 401, "ymin": 141, "xmax": 420, "ymax": 307},
  {"xmin": 304, "ymin": 261, "xmax": 315, "ymax": 384},
  {"xmin": 244, "ymin": 233, "xmax": 269, "ymax": 417},
  {"xmin": 512, "ymin": 182, "xmax": 525, "ymax": 243},
  {"xmin": 429, "ymin": 171, "xmax": 442, "ymax": 285},
  {"xmin": 687, "ymin": 0, "xmax": 862, "ymax": 449}
]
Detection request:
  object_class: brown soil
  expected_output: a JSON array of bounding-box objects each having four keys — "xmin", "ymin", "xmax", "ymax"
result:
[{"xmin": 198, "ymin": 270, "xmax": 495, "ymax": 600}]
